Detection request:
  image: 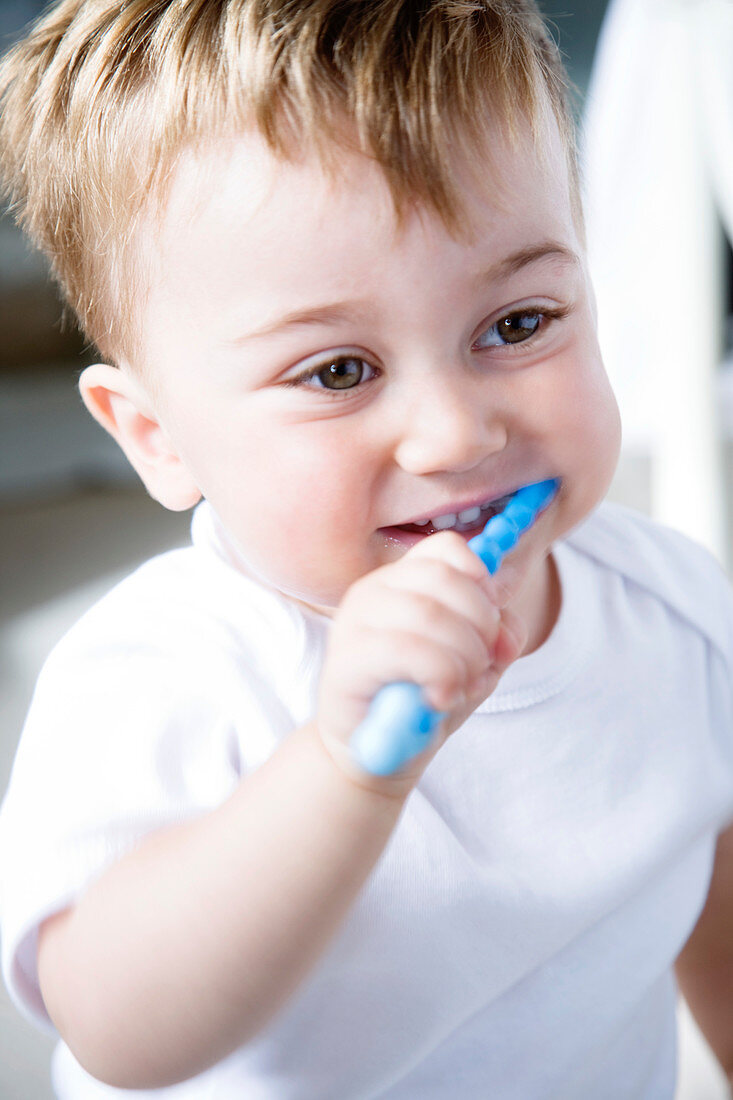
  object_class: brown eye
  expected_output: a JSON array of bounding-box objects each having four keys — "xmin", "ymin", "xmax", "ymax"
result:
[
  {"xmin": 497, "ymin": 313, "xmax": 541, "ymax": 344},
  {"xmin": 316, "ymin": 357, "xmax": 366, "ymax": 389}
]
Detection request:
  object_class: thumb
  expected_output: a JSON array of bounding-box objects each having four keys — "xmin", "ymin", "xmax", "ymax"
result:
[{"xmin": 493, "ymin": 606, "xmax": 528, "ymax": 671}]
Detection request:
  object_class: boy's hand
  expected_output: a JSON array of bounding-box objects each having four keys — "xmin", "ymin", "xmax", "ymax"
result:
[{"xmin": 316, "ymin": 532, "xmax": 528, "ymax": 796}]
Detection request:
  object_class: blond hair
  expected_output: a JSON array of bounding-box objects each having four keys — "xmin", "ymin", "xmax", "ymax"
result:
[{"xmin": 0, "ymin": 0, "xmax": 582, "ymax": 368}]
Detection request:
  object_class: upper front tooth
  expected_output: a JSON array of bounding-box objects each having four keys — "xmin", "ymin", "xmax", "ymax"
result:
[{"xmin": 430, "ymin": 505, "xmax": 483, "ymax": 529}]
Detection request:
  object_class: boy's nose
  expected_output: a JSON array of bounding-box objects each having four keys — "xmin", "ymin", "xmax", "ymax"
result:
[{"xmin": 392, "ymin": 381, "xmax": 507, "ymax": 476}]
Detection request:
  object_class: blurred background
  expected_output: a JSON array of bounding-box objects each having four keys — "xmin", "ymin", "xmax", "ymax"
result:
[{"xmin": 1, "ymin": 0, "xmax": 732, "ymax": 1096}]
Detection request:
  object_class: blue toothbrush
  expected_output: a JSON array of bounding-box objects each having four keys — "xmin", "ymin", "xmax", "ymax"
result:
[{"xmin": 349, "ymin": 478, "xmax": 560, "ymax": 776}]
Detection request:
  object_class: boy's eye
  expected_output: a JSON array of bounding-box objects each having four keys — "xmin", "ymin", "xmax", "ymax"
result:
[
  {"xmin": 285, "ymin": 355, "xmax": 376, "ymax": 392},
  {"xmin": 476, "ymin": 311, "xmax": 542, "ymax": 348},
  {"xmin": 316, "ymin": 357, "xmax": 367, "ymax": 389}
]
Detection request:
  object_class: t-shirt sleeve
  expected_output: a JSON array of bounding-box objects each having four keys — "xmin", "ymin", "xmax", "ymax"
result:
[{"xmin": 0, "ymin": 609, "xmax": 269, "ymax": 1035}]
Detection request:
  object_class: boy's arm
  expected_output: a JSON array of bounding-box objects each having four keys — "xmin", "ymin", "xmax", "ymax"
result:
[
  {"xmin": 674, "ymin": 819, "xmax": 733, "ymax": 1084},
  {"xmin": 38, "ymin": 719, "xmax": 408, "ymax": 1088}
]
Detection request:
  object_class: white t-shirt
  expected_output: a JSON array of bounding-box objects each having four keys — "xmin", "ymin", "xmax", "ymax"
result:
[{"xmin": 2, "ymin": 499, "xmax": 733, "ymax": 1099}]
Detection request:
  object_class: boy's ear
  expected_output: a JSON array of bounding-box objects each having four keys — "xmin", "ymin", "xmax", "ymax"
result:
[{"xmin": 78, "ymin": 363, "xmax": 202, "ymax": 511}]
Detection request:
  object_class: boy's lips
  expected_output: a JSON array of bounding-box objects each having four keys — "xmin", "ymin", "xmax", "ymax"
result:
[
  {"xmin": 377, "ymin": 479, "xmax": 560, "ymax": 546},
  {"xmin": 380, "ymin": 520, "xmax": 489, "ymax": 549},
  {"xmin": 380, "ymin": 486, "xmax": 517, "ymax": 534}
]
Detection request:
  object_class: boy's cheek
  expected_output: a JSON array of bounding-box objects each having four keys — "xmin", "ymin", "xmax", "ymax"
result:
[
  {"xmin": 548, "ymin": 358, "xmax": 622, "ymax": 490},
  {"xmin": 220, "ymin": 507, "xmax": 373, "ymax": 607}
]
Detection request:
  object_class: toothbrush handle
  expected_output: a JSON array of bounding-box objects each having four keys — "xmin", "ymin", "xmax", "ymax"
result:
[{"xmin": 349, "ymin": 479, "xmax": 559, "ymax": 776}]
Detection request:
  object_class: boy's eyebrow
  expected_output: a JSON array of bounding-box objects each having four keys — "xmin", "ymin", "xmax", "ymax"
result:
[
  {"xmin": 488, "ymin": 240, "xmax": 580, "ymax": 282},
  {"xmin": 229, "ymin": 240, "xmax": 579, "ymax": 345}
]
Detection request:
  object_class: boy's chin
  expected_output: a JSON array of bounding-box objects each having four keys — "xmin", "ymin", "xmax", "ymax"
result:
[
  {"xmin": 269, "ymin": 576, "xmax": 342, "ymax": 617},
  {"xmin": 291, "ymin": 595, "xmax": 338, "ymax": 619}
]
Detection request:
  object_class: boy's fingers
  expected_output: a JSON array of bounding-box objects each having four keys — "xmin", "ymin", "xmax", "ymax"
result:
[
  {"xmin": 463, "ymin": 609, "xmax": 527, "ymax": 705},
  {"xmin": 349, "ymin": 588, "xmax": 496, "ymax": 682},
  {"xmin": 321, "ymin": 625, "xmax": 471, "ymax": 722},
  {"xmin": 404, "ymin": 530, "xmax": 492, "ymax": 585},
  {"xmin": 389, "ymin": 529, "xmax": 504, "ymax": 612},
  {"xmin": 374, "ymin": 563, "xmax": 501, "ymax": 652}
]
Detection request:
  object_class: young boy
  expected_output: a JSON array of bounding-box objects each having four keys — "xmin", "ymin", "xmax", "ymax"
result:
[{"xmin": 2, "ymin": 1, "xmax": 733, "ymax": 1096}]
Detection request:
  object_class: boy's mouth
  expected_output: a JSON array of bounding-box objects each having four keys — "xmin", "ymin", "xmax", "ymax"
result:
[{"xmin": 380, "ymin": 490, "xmax": 516, "ymax": 541}]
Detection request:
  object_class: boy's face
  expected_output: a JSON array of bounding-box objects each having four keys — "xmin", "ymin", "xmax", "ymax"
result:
[{"xmin": 125, "ymin": 118, "xmax": 621, "ymax": 613}]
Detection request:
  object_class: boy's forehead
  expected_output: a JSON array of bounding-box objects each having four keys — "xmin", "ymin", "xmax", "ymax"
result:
[{"xmin": 155, "ymin": 113, "xmax": 575, "ymax": 254}]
